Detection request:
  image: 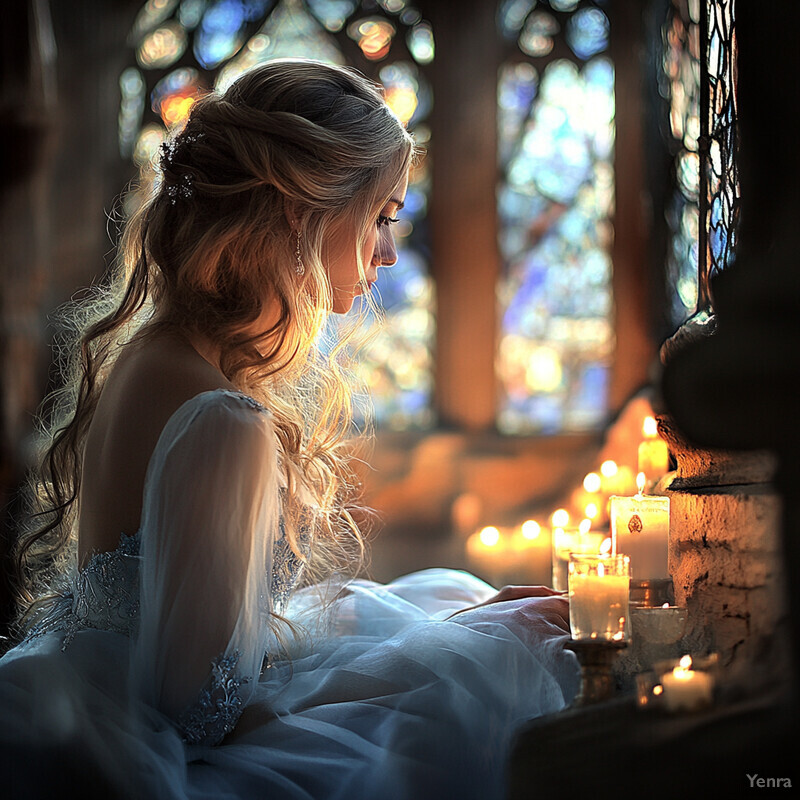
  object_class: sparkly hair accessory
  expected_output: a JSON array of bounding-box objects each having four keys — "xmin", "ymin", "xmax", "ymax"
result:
[
  {"xmin": 160, "ymin": 132, "xmax": 204, "ymax": 204},
  {"xmin": 166, "ymin": 174, "xmax": 194, "ymax": 205}
]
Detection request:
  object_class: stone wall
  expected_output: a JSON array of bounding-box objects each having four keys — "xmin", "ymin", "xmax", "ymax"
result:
[{"xmin": 660, "ymin": 418, "xmax": 790, "ymax": 688}]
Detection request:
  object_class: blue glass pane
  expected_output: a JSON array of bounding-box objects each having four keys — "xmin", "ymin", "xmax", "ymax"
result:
[
  {"xmin": 306, "ymin": 0, "xmax": 358, "ymax": 32},
  {"xmin": 215, "ymin": 1, "xmax": 345, "ymax": 91},
  {"xmin": 497, "ymin": 57, "xmax": 615, "ymax": 435},
  {"xmin": 407, "ymin": 22, "xmax": 434, "ymax": 64},
  {"xmin": 179, "ymin": 0, "xmax": 207, "ymax": 30},
  {"xmin": 565, "ymin": 8, "xmax": 609, "ymax": 60},
  {"xmin": 194, "ymin": 0, "xmax": 255, "ymax": 68},
  {"xmin": 497, "ymin": 0, "xmax": 536, "ymax": 41}
]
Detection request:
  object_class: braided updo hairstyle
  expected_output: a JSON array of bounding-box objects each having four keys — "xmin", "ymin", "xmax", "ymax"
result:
[{"xmin": 13, "ymin": 59, "xmax": 415, "ymax": 629}]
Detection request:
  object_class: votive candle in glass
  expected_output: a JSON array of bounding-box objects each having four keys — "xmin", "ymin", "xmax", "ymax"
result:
[{"xmin": 568, "ymin": 553, "xmax": 631, "ymax": 642}]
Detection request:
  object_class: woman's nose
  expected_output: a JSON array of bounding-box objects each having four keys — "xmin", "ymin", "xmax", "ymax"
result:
[{"xmin": 374, "ymin": 227, "xmax": 398, "ymax": 267}]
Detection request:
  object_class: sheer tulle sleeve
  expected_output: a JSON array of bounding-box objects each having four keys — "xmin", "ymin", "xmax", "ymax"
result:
[{"xmin": 130, "ymin": 391, "xmax": 279, "ymax": 746}]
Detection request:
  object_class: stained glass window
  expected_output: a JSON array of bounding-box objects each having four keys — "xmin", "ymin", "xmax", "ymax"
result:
[
  {"xmin": 496, "ymin": 0, "xmax": 614, "ymax": 435},
  {"xmin": 121, "ymin": 0, "xmax": 434, "ymax": 430},
  {"xmin": 662, "ymin": 0, "xmax": 738, "ymax": 326},
  {"xmin": 702, "ymin": 0, "xmax": 738, "ymax": 289},
  {"xmin": 661, "ymin": 0, "xmax": 701, "ymax": 325}
]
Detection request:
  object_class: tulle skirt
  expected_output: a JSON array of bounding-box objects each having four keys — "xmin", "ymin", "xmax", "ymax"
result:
[{"xmin": 1, "ymin": 569, "xmax": 579, "ymax": 800}]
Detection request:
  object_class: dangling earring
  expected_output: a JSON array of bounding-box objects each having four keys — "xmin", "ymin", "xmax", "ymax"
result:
[{"xmin": 294, "ymin": 228, "xmax": 305, "ymax": 276}]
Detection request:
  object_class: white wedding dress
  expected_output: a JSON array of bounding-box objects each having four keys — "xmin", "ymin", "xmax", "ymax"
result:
[{"xmin": 0, "ymin": 390, "xmax": 579, "ymax": 799}]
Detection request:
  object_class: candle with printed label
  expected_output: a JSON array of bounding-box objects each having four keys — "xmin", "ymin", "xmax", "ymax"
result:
[{"xmin": 610, "ymin": 473, "xmax": 670, "ymax": 580}]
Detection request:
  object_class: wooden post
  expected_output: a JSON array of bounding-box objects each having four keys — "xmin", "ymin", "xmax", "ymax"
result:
[
  {"xmin": 426, "ymin": 0, "xmax": 501, "ymax": 431},
  {"xmin": 609, "ymin": 2, "xmax": 654, "ymax": 412}
]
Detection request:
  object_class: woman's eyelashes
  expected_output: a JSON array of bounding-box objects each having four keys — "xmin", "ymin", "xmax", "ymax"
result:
[{"xmin": 376, "ymin": 214, "xmax": 400, "ymax": 228}]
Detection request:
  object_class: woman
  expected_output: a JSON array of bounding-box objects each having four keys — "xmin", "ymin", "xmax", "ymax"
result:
[{"xmin": 1, "ymin": 60, "xmax": 577, "ymax": 799}]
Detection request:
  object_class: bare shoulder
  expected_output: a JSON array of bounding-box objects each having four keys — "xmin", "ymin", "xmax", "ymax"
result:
[
  {"xmin": 79, "ymin": 332, "xmax": 235, "ymax": 553},
  {"xmin": 100, "ymin": 332, "xmax": 234, "ymax": 436}
]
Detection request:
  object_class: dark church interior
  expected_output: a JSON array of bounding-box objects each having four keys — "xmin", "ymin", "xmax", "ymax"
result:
[{"xmin": 2, "ymin": 0, "xmax": 799, "ymax": 796}]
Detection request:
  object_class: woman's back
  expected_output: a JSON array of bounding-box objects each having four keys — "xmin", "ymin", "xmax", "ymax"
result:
[{"xmin": 78, "ymin": 331, "xmax": 232, "ymax": 565}]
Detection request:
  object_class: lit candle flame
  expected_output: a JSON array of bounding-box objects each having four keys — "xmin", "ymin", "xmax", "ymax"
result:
[
  {"xmin": 600, "ymin": 460, "xmax": 618, "ymax": 478},
  {"xmin": 643, "ymin": 416, "xmax": 658, "ymax": 438},
  {"xmin": 521, "ymin": 520, "xmax": 541, "ymax": 540},
  {"xmin": 578, "ymin": 518, "xmax": 592, "ymax": 535},
  {"xmin": 600, "ymin": 537, "xmax": 612, "ymax": 554},
  {"xmin": 671, "ymin": 654, "xmax": 696, "ymax": 681},
  {"xmin": 583, "ymin": 472, "xmax": 602, "ymax": 493},
  {"xmin": 584, "ymin": 502, "xmax": 598, "ymax": 520},
  {"xmin": 636, "ymin": 471, "xmax": 646, "ymax": 495},
  {"xmin": 479, "ymin": 526, "xmax": 500, "ymax": 547},
  {"xmin": 551, "ymin": 508, "xmax": 570, "ymax": 528}
]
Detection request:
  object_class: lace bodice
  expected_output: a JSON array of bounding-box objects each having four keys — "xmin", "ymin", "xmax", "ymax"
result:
[{"xmin": 25, "ymin": 518, "xmax": 309, "ymax": 649}]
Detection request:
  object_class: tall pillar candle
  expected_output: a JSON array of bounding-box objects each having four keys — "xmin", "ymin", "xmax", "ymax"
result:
[
  {"xmin": 610, "ymin": 475, "xmax": 670, "ymax": 580},
  {"xmin": 637, "ymin": 416, "xmax": 670, "ymax": 483}
]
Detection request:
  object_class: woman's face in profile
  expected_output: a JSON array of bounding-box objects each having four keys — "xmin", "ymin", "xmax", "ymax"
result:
[{"xmin": 323, "ymin": 168, "xmax": 410, "ymax": 314}]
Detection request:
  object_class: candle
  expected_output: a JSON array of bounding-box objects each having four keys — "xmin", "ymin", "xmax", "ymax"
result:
[
  {"xmin": 552, "ymin": 519, "xmax": 606, "ymax": 592},
  {"xmin": 657, "ymin": 655, "xmax": 714, "ymax": 712},
  {"xmin": 599, "ymin": 460, "xmax": 637, "ymax": 497},
  {"xmin": 466, "ymin": 523, "xmax": 551, "ymax": 584},
  {"xmin": 568, "ymin": 553, "xmax": 631, "ymax": 641},
  {"xmin": 637, "ymin": 416, "xmax": 670, "ymax": 483},
  {"xmin": 466, "ymin": 526, "xmax": 514, "ymax": 574},
  {"xmin": 610, "ymin": 473, "xmax": 670, "ymax": 580}
]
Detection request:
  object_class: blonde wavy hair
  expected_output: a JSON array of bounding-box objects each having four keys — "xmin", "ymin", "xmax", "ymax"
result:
[{"xmin": 13, "ymin": 59, "xmax": 415, "ymax": 632}]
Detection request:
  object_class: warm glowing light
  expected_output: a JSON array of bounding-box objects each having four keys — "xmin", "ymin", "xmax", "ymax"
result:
[
  {"xmin": 521, "ymin": 520, "xmax": 541, "ymax": 540},
  {"xmin": 137, "ymin": 22, "xmax": 186, "ymax": 69},
  {"xmin": 636, "ymin": 471, "xmax": 646, "ymax": 494},
  {"xmin": 479, "ymin": 526, "xmax": 500, "ymax": 547},
  {"xmin": 384, "ymin": 85, "xmax": 418, "ymax": 124},
  {"xmin": 525, "ymin": 346, "xmax": 563, "ymax": 393},
  {"xmin": 160, "ymin": 93, "xmax": 196, "ymax": 127},
  {"xmin": 583, "ymin": 472, "xmax": 602, "ymax": 493},
  {"xmin": 600, "ymin": 537, "xmax": 612, "ymax": 554},
  {"xmin": 678, "ymin": 654, "xmax": 693, "ymax": 671},
  {"xmin": 600, "ymin": 460, "xmax": 618, "ymax": 477},
  {"xmin": 578, "ymin": 518, "xmax": 592, "ymax": 535},
  {"xmin": 551, "ymin": 508, "xmax": 570, "ymax": 528},
  {"xmin": 133, "ymin": 123, "xmax": 166, "ymax": 166},
  {"xmin": 653, "ymin": 684, "xmax": 664, "ymax": 696},
  {"xmin": 643, "ymin": 415, "xmax": 659, "ymax": 437},
  {"xmin": 662, "ymin": 602, "xmax": 671, "ymax": 609},
  {"xmin": 584, "ymin": 502, "xmax": 598, "ymax": 519},
  {"xmin": 352, "ymin": 19, "xmax": 396, "ymax": 60}
]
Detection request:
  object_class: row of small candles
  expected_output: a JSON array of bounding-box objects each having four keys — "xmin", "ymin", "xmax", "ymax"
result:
[
  {"xmin": 465, "ymin": 469, "xmax": 670, "ymax": 588},
  {"xmin": 465, "ymin": 416, "xmax": 671, "ymax": 580},
  {"xmin": 463, "ymin": 416, "xmax": 713, "ymax": 711}
]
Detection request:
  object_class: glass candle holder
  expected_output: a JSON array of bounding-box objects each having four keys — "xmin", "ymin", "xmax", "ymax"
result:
[
  {"xmin": 551, "ymin": 527, "xmax": 606, "ymax": 592},
  {"xmin": 568, "ymin": 553, "xmax": 631, "ymax": 642}
]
